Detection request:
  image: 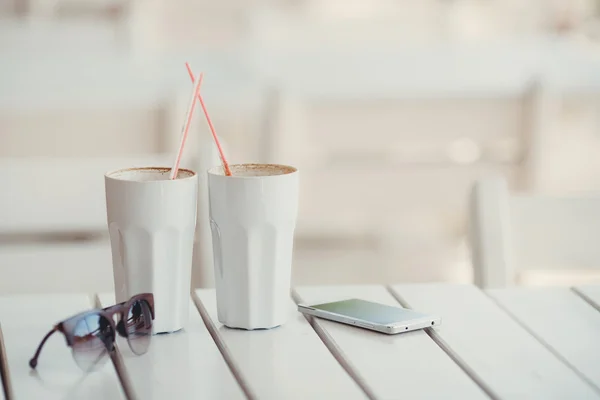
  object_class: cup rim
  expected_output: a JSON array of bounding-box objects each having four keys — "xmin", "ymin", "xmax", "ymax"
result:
[
  {"xmin": 105, "ymin": 167, "xmax": 197, "ymax": 182},
  {"xmin": 207, "ymin": 163, "xmax": 297, "ymax": 178}
]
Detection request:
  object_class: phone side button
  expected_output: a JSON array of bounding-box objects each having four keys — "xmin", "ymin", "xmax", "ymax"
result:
[{"xmin": 358, "ymin": 323, "xmax": 373, "ymax": 329}]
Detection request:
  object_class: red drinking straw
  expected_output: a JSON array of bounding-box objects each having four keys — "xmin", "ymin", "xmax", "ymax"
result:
[{"xmin": 170, "ymin": 67, "xmax": 204, "ymax": 180}]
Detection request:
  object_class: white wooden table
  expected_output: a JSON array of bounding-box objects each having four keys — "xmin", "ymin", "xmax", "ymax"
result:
[{"xmin": 1, "ymin": 284, "xmax": 600, "ymax": 399}]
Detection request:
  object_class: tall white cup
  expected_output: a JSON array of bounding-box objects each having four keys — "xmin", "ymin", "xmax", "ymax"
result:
[
  {"xmin": 208, "ymin": 163, "xmax": 299, "ymax": 330},
  {"xmin": 105, "ymin": 167, "xmax": 198, "ymax": 333}
]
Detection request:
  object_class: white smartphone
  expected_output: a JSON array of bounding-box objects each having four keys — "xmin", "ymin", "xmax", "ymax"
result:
[{"xmin": 297, "ymin": 298, "xmax": 441, "ymax": 334}]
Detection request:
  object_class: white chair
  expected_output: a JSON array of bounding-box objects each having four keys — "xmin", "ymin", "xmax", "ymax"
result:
[
  {"xmin": 469, "ymin": 177, "xmax": 600, "ymax": 288},
  {"xmin": 263, "ymin": 57, "xmax": 553, "ymax": 284}
]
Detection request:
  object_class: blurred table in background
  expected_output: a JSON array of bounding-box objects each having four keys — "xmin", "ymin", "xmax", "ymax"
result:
[{"xmin": 4, "ymin": 10, "xmax": 600, "ymax": 291}]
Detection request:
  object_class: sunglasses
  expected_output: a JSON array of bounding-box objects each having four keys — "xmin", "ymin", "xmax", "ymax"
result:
[{"xmin": 29, "ymin": 293, "xmax": 154, "ymax": 371}]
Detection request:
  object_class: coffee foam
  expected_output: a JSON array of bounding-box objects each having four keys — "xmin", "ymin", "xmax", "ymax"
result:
[
  {"xmin": 210, "ymin": 164, "xmax": 297, "ymax": 177},
  {"xmin": 107, "ymin": 167, "xmax": 196, "ymax": 181}
]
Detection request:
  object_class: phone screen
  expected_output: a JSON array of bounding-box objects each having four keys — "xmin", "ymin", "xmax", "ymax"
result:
[{"xmin": 309, "ymin": 298, "xmax": 427, "ymax": 325}]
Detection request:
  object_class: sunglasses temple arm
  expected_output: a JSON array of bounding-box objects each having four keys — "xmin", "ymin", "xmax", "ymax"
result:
[{"xmin": 29, "ymin": 327, "xmax": 58, "ymax": 369}]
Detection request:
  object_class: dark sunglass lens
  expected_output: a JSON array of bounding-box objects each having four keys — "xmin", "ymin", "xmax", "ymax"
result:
[
  {"xmin": 71, "ymin": 314, "xmax": 113, "ymax": 371},
  {"xmin": 125, "ymin": 300, "xmax": 152, "ymax": 355}
]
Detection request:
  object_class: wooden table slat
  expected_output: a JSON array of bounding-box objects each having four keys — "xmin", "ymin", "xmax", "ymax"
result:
[
  {"xmin": 391, "ymin": 284, "xmax": 600, "ymax": 400},
  {"xmin": 487, "ymin": 287, "xmax": 600, "ymax": 392},
  {"xmin": 294, "ymin": 285, "xmax": 488, "ymax": 400},
  {"xmin": 194, "ymin": 289, "xmax": 366, "ymax": 400},
  {"xmin": 98, "ymin": 293, "xmax": 245, "ymax": 400},
  {"xmin": 0, "ymin": 294, "xmax": 125, "ymax": 400}
]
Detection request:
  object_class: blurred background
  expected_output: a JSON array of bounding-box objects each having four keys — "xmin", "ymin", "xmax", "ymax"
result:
[{"xmin": 3, "ymin": 0, "xmax": 600, "ymax": 293}]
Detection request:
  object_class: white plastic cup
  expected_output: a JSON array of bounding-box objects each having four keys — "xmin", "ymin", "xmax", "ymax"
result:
[
  {"xmin": 105, "ymin": 167, "xmax": 198, "ymax": 333},
  {"xmin": 208, "ymin": 163, "xmax": 299, "ymax": 330}
]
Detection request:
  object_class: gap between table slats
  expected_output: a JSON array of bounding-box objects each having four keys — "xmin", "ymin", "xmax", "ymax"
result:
[
  {"xmin": 485, "ymin": 288, "xmax": 600, "ymax": 395},
  {"xmin": 92, "ymin": 294, "xmax": 137, "ymax": 400},
  {"xmin": 0, "ymin": 293, "xmax": 125, "ymax": 399},
  {"xmin": 573, "ymin": 286, "xmax": 600, "ymax": 312},
  {"xmin": 0, "ymin": 323, "xmax": 13, "ymax": 400},
  {"xmin": 385, "ymin": 287, "xmax": 499, "ymax": 400},
  {"xmin": 191, "ymin": 292, "xmax": 256, "ymax": 400},
  {"xmin": 291, "ymin": 290, "xmax": 377, "ymax": 400},
  {"xmin": 389, "ymin": 284, "xmax": 600, "ymax": 400},
  {"xmin": 294, "ymin": 285, "xmax": 488, "ymax": 400},
  {"xmin": 194, "ymin": 289, "xmax": 365, "ymax": 399}
]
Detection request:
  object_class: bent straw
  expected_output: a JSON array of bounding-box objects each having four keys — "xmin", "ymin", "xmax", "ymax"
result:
[
  {"xmin": 169, "ymin": 68, "xmax": 204, "ymax": 180},
  {"xmin": 185, "ymin": 62, "xmax": 232, "ymax": 176}
]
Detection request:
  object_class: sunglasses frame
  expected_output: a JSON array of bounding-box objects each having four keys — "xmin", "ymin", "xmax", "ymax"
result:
[{"xmin": 29, "ymin": 293, "xmax": 154, "ymax": 369}]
